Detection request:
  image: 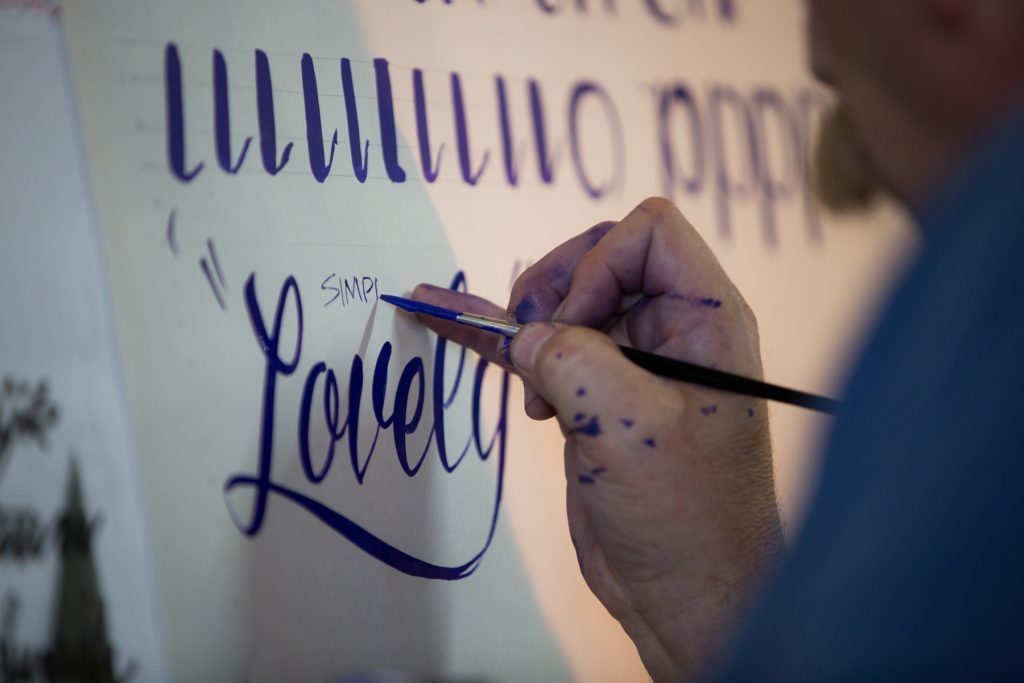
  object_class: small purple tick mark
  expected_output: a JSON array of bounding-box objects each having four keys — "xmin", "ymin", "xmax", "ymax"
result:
[
  {"xmin": 620, "ymin": 418, "xmax": 634, "ymax": 429},
  {"xmin": 574, "ymin": 412, "xmax": 585, "ymax": 423},
  {"xmin": 700, "ymin": 405, "xmax": 718, "ymax": 416},
  {"xmin": 747, "ymin": 407, "xmax": 755, "ymax": 418},
  {"xmin": 578, "ymin": 474, "xmax": 596, "ymax": 485},
  {"xmin": 699, "ymin": 298, "xmax": 723, "ymax": 308},
  {"xmin": 576, "ymin": 416, "xmax": 602, "ymax": 437},
  {"xmin": 591, "ymin": 467, "xmax": 607, "ymax": 476},
  {"xmin": 166, "ymin": 209, "xmax": 179, "ymax": 256},
  {"xmin": 576, "ymin": 387, "xmax": 586, "ymax": 397},
  {"xmin": 555, "ymin": 352, "xmax": 564, "ymax": 360},
  {"xmin": 643, "ymin": 437, "xmax": 656, "ymax": 448}
]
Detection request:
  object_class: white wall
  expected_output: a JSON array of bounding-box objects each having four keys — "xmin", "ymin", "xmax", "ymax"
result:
[{"xmin": 65, "ymin": 1, "xmax": 916, "ymax": 680}]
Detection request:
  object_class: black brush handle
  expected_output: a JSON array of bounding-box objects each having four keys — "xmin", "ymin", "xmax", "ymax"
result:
[{"xmin": 619, "ymin": 346, "xmax": 841, "ymax": 416}]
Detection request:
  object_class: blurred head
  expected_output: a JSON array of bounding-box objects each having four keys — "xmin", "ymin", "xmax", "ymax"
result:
[{"xmin": 808, "ymin": 0, "xmax": 1024, "ymax": 212}]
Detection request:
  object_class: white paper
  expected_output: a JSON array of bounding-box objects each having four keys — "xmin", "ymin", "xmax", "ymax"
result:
[{"xmin": 62, "ymin": 2, "xmax": 916, "ymax": 680}]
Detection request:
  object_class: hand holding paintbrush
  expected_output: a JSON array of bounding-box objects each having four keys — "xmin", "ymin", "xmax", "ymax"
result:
[{"xmin": 391, "ymin": 198, "xmax": 789, "ymax": 682}]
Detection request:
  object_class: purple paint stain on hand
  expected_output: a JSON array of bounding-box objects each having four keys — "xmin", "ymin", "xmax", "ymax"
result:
[
  {"xmin": 551, "ymin": 266, "xmax": 571, "ymax": 289},
  {"xmin": 574, "ymin": 412, "xmax": 585, "ymax": 423},
  {"xmin": 643, "ymin": 437, "xmax": 656, "ymax": 448},
  {"xmin": 591, "ymin": 466, "xmax": 607, "ymax": 476},
  {"xmin": 576, "ymin": 415, "xmax": 601, "ymax": 437},
  {"xmin": 747, "ymin": 407, "xmax": 755, "ymax": 418},
  {"xmin": 620, "ymin": 418, "xmax": 634, "ymax": 429},
  {"xmin": 578, "ymin": 474, "xmax": 596, "ymax": 485},
  {"xmin": 585, "ymin": 220, "xmax": 614, "ymax": 247},
  {"xmin": 513, "ymin": 296, "xmax": 543, "ymax": 324},
  {"xmin": 576, "ymin": 387, "xmax": 586, "ymax": 397},
  {"xmin": 667, "ymin": 292, "xmax": 723, "ymax": 309},
  {"xmin": 555, "ymin": 352, "xmax": 564, "ymax": 360},
  {"xmin": 700, "ymin": 405, "xmax": 718, "ymax": 416}
]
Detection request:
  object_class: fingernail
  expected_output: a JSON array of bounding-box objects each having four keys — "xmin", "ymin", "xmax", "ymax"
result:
[{"xmin": 511, "ymin": 323, "xmax": 556, "ymax": 372}]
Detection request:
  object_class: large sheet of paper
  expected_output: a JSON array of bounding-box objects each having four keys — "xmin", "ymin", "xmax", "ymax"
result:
[
  {"xmin": 64, "ymin": 1, "xmax": 915, "ymax": 679},
  {"xmin": 0, "ymin": 6, "xmax": 166, "ymax": 681}
]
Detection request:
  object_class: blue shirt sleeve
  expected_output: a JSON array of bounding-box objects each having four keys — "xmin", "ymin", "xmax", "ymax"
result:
[{"xmin": 716, "ymin": 111, "xmax": 1024, "ymax": 681}]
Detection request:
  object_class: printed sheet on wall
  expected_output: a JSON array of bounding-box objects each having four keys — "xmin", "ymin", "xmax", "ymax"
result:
[{"xmin": 61, "ymin": 1, "xmax": 914, "ymax": 680}]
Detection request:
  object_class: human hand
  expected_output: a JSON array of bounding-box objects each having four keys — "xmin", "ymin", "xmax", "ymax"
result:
[{"xmin": 412, "ymin": 198, "xmax": 784, "ymax": 682}]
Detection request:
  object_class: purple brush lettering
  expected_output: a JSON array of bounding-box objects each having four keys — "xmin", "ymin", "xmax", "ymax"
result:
[
  {"xmin": 300, "ymin": 54, "xmax": 338, "ymax": 183},
  {"xmin": 413, "ymin": 68, "xmax": 444, "ymax": 183},
  {"xmin": 568, "ymin": 81, "xmax": 624, "ymax": 199},
  {"xmin": 213, "ymin": 49, "xmax": 252, "ymax": 174},
  {"xmin": 226, "ymin": 271, "xmax": 509, "ymax": 581},
  {"xmin": 374, "ymin": 58, "xmax": 407, "ymax": 183},
  {"xmin": 529, "ymin": 79, "xmax": 558, "ymax": 184},
  {"xmin": 340, "ymin": 58, "xmax": 370, "ymax": 183},
  {"xmin": 164, "ymin": 43, "xmax": 203, "ymax": 182},
  {"xmin": 451, "ymin": 73, "xmax": 490, "ymax": 185},
  {"xmin": 255, "ymin": 49, "xmax": 293, "ymax": 175},
  {"xmin": 658, "ymin": 84, "xmax": 704, "ymax": 199},
  {"xmin": 495, "ymin": 76, "xmax": 521, "ymax": 186}
]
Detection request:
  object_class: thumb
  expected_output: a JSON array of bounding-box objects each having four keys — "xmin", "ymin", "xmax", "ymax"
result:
[{"xmin": 510, "ymin": 323, "xmax": 683, "ymax": 457}]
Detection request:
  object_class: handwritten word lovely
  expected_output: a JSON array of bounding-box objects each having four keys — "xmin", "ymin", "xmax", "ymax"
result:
[
  {"xmin": 223, "ymin": 272, "xmax": 510, "ymax": 580},
  {"xmin": 164, "ymin": 43, "xmax": 825, "ymax": 245}
]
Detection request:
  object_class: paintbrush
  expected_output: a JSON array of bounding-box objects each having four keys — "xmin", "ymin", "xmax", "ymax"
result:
[{"xmin": 381, "ymin": 294, "xmax": 840, "ymax": 415}]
